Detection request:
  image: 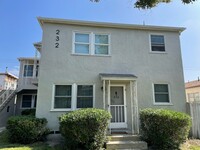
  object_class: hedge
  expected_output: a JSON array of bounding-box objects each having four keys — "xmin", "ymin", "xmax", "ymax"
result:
[
  {"xmin": 140, "ymin": 108, "xmax": 191, "ymax": 150},
  {"xmin": 6, "ymin": 116, "xmax": 49, "ymax": 144},
  {"xmin": 59, "ymin": 108, "xmax": 111, "ymax": 150},
  {"xmin": 21, "ymin": 108, "xmax": 36, "ymax": 116}
]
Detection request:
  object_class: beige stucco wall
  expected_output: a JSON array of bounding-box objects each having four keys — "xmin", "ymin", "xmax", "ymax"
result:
[
  {"xmin": 0, "ymin": 75, "xmax": 17, "ymax": 90},
  {"xmin": 185, "ymin": 87, "xmax": 200, "ymax": 102},
  {"xmin": 36, "ymin": 22, "xmax": 186, "ymax": 131},
  {"xmin": 0, "ymin": 75, "xmax": 5, "ymax": 90}
]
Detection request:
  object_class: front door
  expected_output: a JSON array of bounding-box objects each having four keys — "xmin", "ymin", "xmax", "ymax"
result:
[{"xmin": 110, "ymin": 85, "xmax": 127, "ymax": 128}]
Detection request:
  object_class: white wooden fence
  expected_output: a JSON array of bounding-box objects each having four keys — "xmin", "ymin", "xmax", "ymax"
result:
[{"xmin": 187, "ymin": 102, "xmax": 200, "ymax": 138}]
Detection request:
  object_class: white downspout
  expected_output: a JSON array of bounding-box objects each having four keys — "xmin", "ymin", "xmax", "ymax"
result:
[
  {"xmin": 103, "ymin": 80, "xmax": 105, "ymax": 109},
  {"xmin": 130, "ymin": 80, "xmax": 134, "ymax": 134}
]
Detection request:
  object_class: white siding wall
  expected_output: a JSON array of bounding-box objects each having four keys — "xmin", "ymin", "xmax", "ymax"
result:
[{"xmin": 17, "ymin": 60, "xmax": 38, "ymax": 90}]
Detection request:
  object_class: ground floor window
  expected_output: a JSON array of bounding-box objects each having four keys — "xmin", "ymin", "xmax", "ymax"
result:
[
  {"xmin": 54, "ymin": 85, "xmax": 72, "ymax": 109},
  {"xmin": 153, "ymin": 84, "xmax": 170, "ymax": 104},
  {"xmin": 21, "ymin": 95, "xmax": 37, "ymax": 108},
  {"xmin": 77, "ymin": 85, "xmax": 93, "ymax": 108},
  {"xmin": 53, "ymin": 84, "xmax": 94, "ymax": 110}
]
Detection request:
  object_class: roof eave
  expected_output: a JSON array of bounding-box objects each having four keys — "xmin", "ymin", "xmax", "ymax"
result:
[
  {"xmin": 33, "ymin": 42, "xmax": 42, "ymax": 52},
  {"xmin": 18, "ymin": 57, "xmax": 40, "ymax": 61},
  {"xmin": 37, "ymin": 17, "xmax": 185, "ymax": 33}
]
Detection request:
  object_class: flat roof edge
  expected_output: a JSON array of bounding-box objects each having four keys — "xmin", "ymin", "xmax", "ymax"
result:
[
  {"xmin": 18, "ymin": 57, "xmax": 40, "ymax": 61},
  {"xmin": 37, "ymin": 17, "xmax": 185, "ymax": 32}
]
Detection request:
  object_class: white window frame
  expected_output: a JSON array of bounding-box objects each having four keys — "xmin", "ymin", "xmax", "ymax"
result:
[
  {"xmin": 23, "ymin": 64, "xmax": 34, "ymax": 78},
  {"xmin": 76, "ymin": 84, "xmax": 95, "ymax": 109},
  {"xmin": 149, "ymin": 33, "xmax": 166, "ymax": 54},
  {"xmin": 152, "ymin": 83, "xmax": 172, "ymax": 105},
  {"xmin": 94, "ymin": 33, "xmax": 110, "ymax": 56},
  {"xmin": 73, "ymin": 32, "xmax": 91, "ymax": 55},
  {"xmin": 52, "ymin": 84, "xmax": 73, "ymax": 111},
  {"xmin": 21, "ymin": 94, "xmax": 37, "ymax": 109},
  {"xmin": 72, "ymin": 31, "xmax": 110, "ymax": 56},
  {"xmin": 51, "ymin": 83, "xmax": 95, "ymax": 111}
]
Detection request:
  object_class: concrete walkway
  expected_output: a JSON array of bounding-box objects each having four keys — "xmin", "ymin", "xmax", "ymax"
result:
[{"xmin": 46, "ymin": 134, "xmax": 64, "ymax": 147}]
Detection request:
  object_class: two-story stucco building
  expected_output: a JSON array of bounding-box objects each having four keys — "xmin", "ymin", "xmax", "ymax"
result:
[{"xmin": 30, "ymin": 17, "xmax": 186, "ymax": 134}]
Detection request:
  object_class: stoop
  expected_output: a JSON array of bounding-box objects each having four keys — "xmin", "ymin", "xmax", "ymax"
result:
[{"xmin": 106, "ymin": 135, "xmax": 148, "ymax": 150}]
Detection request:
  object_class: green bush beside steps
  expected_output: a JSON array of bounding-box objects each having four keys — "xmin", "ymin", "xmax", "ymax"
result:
[
  {"xmin": 140, "ymin": 108, "xmax": 191, "ymax": 150},
  {"xmin": 59, "ymin": 108, "xmax": 111, "ymax": 150},
  {"xmin": 6, "ymin": 116, "xmax": 49, "ymax": 144}
]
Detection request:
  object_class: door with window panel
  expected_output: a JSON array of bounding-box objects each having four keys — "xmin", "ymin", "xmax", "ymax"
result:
[{"xmin": 110, "ymin": 86, "xmax": 127, "ymax": 128}]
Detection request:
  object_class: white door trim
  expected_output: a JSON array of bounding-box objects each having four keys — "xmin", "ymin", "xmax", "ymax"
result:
[{"xmin": 109, "ymin": 84, "xmax": 127, "ymax": 128}]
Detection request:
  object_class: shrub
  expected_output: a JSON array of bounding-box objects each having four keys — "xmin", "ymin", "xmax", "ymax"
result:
[
  {"xmin": 21, "ymin": 109, "xmax": 36, "ymax": 116},
  {"xmin": 59, "ymin": 108, "xmax": 111, "ymax": 150},
  {"xmin": 6, "ymin": 116, "xmax": 49, "ymax": 144},
  {"xmin": 140, "ymin": 108, "xmax": 191, "ymax": 150}
]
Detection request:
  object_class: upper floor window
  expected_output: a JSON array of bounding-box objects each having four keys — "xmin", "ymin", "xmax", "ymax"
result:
[
  {"xmin": 73, "ymin": 32, "xmax": 110, "ymax": 55},
  {"xmin": 23, "ymin": 65, "xmax": 33, "ymax": 77},
  {"xmin": 154, "ymin": 84, "xmax": 170, "ymax": 104},
  {"xmin": 95, "ymin": 34, "xmax": 109, "ymax": 55},
  {"xmin": 150, "ymin": 35, "xmax": 165, "ymax": 52},
  {"xmin": 74, "ymin": 33, "xmax": 90, "ymax": 54}
]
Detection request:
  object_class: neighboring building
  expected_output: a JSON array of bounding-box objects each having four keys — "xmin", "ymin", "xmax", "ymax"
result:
[
  {"xmin": 0, "ymin": 72, "xmax": 18, "ymax": 91},
  {"xmin": 185, "ymin": 79, "xmax": 200, "ymax": 102},
  {"xmin": 0, "ymin": 72, "xmax": 18, "ymax": 127},
  {"xmin": 15, "ymin": 55, "xmax": 40, "ymax": 115},
  {"xmin": 29, "ymin": 17, "xmax": 186, "ymax": 134}
]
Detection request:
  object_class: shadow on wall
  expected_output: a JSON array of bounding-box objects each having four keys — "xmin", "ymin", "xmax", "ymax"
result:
[{"xmin": 0, "ymin": 98, "xmax": 15, "ymax": 127}]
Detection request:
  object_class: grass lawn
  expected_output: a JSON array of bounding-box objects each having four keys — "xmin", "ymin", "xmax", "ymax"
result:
[
  {"xmin": 181, "ymin": 139, "xmax": 200, "ymax": 150},
  {"xmin": 0, "ymin": 131, "xmax": 62, "ymax": 150},
  {"xmin": 1, "ymin": 130, "xmax": 200, "ymax": 150}
]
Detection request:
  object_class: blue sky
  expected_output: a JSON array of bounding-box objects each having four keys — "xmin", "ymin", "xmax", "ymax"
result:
[{"xmin": 0, "ymin": 0, "xmax": 199, "ymax": 81}]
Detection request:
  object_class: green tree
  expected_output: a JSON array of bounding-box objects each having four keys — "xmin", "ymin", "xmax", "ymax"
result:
[{"xmin": 90, "ymin": 0, "xmax": 197, "ymax": 9}]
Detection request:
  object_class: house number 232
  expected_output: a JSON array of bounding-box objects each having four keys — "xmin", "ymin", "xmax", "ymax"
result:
[{"xmin": 55, "ymin": 29, "xmax": 60, "ymax": 48}]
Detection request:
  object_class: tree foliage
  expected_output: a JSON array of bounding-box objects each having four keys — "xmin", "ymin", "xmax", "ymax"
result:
[{"xmin": 90, "ymin": 0, "xmax": 197, "ymax": 9}]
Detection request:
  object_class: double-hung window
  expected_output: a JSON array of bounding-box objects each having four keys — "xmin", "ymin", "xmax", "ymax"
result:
[
  {"xmin": 154, "ymin": 84, "xmax": 170, "ymax": 104},
  {"xmin": 94, "ymin": 34, "xmax": 109, "ymax": 55},
  {"xmin": 23, "ymin": 65, "xmax": 34, "ymax": 77},
  {"xmin": 54, "ymin": 85, "xmax": 72, "ymax": 109},
  {"xmin": 73, "ymin": 32, "xmax": 109, "ymax": 55},
  {"xmin": 53, "ymin": 84, "xmax": 94, "ymax": 110},
  {"xmin": 21, "ymin": 95, "xmax": 37, "ymax": 108},
  {"xmin": 77, "ymin": 85, "xmax": 93, "ymax": 108},
  {"xmin": 150, "ymin": 35, "xmax": 165, "ymax": 52},
  {"xmin": 74, "ymin": 33, "xmax": 90, "ymax": 54}
]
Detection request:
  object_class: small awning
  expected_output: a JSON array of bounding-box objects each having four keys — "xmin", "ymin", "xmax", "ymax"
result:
[{"xmin": 99, "ymin": 73, "xmax": 137, "ymax": 81}]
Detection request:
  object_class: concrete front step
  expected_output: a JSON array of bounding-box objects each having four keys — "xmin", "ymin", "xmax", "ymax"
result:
[
  {"xmin": 107, "ymin": 141, "xmax": 147, "ymax": 150},
  {"xmin": 108, "ymin": 135, "xmax": 141, "ymax": 141}
]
